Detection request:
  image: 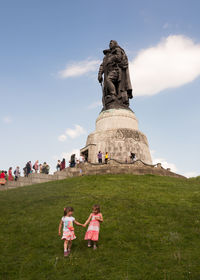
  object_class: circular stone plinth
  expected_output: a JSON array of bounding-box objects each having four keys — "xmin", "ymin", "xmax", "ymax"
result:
[
  {"xmin": 96, "ymin": 109, "xmax": 138, "ymax": 131},
  {"xmin": 86, "ymin": 127, "xmax": 152, "ymax": 165}
]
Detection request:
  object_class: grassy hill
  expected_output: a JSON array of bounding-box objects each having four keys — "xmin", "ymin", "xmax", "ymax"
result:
[{"xmin": 0, "ymin": 174, "xmax": 200, "ymax": 280}]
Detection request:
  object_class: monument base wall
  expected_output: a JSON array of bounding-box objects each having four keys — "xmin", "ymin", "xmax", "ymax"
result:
[{"xmin": 81, "ymin": 109, "xmax": 152, "ymax": 164}]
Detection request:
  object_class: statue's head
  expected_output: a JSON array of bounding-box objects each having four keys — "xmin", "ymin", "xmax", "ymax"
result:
[{"xmin": 109, "ymin": 40, "xmax": 118, "ymax": 49}]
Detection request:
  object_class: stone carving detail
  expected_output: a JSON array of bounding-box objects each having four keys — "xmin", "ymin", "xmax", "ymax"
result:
[
  {"xmin": 115, "ymin": 129, "xmax": 124, "ymax": 140},
  {"xmin": 115, "ymin": 129, "xmax": 147, "ymax": 145}
]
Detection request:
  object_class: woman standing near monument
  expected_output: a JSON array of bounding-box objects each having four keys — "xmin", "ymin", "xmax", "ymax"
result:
[
  {"xmin": 14, "ymin": 166, "xmax": 20, "ymax": 181},
  {"xmin": 105, "ymin": 152, "xmax": 109, "ymax": 164},
  {"xmin": 60, "ymin": 158, "xmax": 66, "ymax": 170},
  {"xmin": 33, "ymin": 160, "xmax": 39, "ymax": 173},
  {"xmin": 97, "ymin": 151, "xmax": 102, "ymax": 164},
  {"xmin": 8, "ymin": 167, "xmax": 13, "ymax": 181}
]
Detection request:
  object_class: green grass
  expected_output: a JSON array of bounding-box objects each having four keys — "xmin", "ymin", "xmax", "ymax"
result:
[{"xmin": 0, "ymin": 174, "xmax": 200, "ymax": 280}]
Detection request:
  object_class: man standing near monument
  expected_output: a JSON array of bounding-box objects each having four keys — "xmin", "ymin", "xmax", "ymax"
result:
[
  {"xmin": 98, "ymin": 40, "xmax": 133, "ymax": 110},
  {"xmin": 97, "ymin": 151, "xmax": 102, "ymax": 164}
]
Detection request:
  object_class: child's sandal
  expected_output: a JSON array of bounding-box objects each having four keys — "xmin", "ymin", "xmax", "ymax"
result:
[{"xmin": 64, "ymin": 251, "xmax": 69, "ymax": 257}]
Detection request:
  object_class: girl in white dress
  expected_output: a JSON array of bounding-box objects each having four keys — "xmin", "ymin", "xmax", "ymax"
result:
[{"xmin": 58, "ymin": 206, "xmax": 85, "ymax": 257}]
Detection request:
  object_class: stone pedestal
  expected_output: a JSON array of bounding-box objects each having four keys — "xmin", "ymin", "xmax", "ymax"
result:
[{"xmin": 81, "ymin": 109, "xmax": 152, "ymax": 164}]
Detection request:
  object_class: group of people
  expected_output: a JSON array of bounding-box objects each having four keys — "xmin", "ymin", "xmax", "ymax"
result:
[
  {"xmin": 23, "ymin": 161, "xmax": 50, "ymax": 176},
  {"xmin": 1, "ymin": 156, "xmax": 78, "ymax": 185},
  {"xmin": 56, "ymin": 155, "xmax": 86, "ymax": 171},
  {"xmin": 56, "ymin": 158, "xmax": 66, "ymax": 171},
  {"xmin": 0, "ymin": 166, "xmax": 21, "ymax": 182},
  {"xmin": 0, "ymin": 160, "xmax": 51, "ymax": 185},
  {"xmin": 97, "ymin": 151, "xmax": 109, "ymax": 164},
  {"xmin": 97, "ymin": 151, "xmax": 136, "ymax": 164},
  {"xmin": 59, "ymin": 204, "xmax": 103, "ymax": 257}
]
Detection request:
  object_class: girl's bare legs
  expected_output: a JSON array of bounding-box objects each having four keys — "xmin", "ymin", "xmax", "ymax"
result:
[
  {"xmin": 93, "ymin": 241, "xmax": 97, "ymax": 250},
  {"xmin": 67, "ymin": 240, "xmax": 72, "ymax": 252},
  {"xmin": 88, "ymin": 240, "xmax": 92, "ymax": 247},
  {"xmin": 64, "ymin": 240, "xmax": 68, "ymax": 251},
  {"xmin": 64, "ymin": 240, "xmax": 70, "ymax": 256}
]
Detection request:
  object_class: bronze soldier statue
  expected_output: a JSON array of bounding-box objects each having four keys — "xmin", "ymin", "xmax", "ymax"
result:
[{"xmin": 98, "ymin": 40, "xmax": 133, "ymax": 110}]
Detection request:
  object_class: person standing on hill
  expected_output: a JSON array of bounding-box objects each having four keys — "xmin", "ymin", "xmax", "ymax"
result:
[
  {"xmin": 14, "ymin": 166, "xmax": 20, "ymax": 181},
  {"xmin": 0, "ymin": 170, "xmax": 6, "ymax": 185},
  {"xmin": 84, "ymin": 205, "xmax": 103, "ymax": 250},
  {"xmin": 97, "ymin": 151, "xmax": 102, "ymax": 164},
  {"xmin": 58, "ymin": 206, "xmax": 85, "ymax": 257},
  {"xmin": 39, "ymin": 164, "xmax": 43, "ymax": 173},
  {"xmin": 105, "ymin": 152, "xmax": 109, "ymax": 164},
  {"xmin": 0, "ymin": 171, "xmax": 5, "ymax": 179},
  {"xmin": 8, "ymin": 167, "xmax": 13, "ymax": 181},
  {"xmin": 60, "ymin": 158, "xmax": 66, "ymax": 170},
  {"xmin": 26, "ymin": 161, "xmax": 31, "ymax": 176},
  {"xmin": 33, "ymin": 160, "xmax": 39, "ymax": 173},
  {"xmin": 56, "ymin": 160, "xmax": 61, "ymax": 171}
]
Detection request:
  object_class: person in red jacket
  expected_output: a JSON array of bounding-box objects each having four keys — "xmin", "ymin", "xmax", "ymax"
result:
[
  {"xmin": 61, "ymin": 158, "xmax": 66, "ymax": 170},
  {"xmin": 0, "ymin": 170, "xmax": 6, "ymax": 185},
  {"xmin": 0, "ymin": 171, "xmax": 5, "ymax": 179}
]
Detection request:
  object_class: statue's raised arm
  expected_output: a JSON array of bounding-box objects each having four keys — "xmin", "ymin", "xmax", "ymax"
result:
[{"xmin": 98, "ymin": 40, "xmax": 133, "ymax": 111}]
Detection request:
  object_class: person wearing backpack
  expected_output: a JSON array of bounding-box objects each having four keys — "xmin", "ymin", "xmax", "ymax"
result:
[
  {"xmin": 14, "ymin": 166, "xmax": 20, "ymax": 181},
  {"xmin": 26, "ymin": 161, "xmax": 31, "ymax": 176}
]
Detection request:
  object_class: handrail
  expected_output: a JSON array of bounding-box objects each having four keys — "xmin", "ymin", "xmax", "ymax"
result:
[{"xmin": 81, "ymin": 159, "xmax": 158, "ymax": 167}]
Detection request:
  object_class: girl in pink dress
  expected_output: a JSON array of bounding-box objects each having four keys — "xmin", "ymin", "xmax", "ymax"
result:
[
  {"xmin": 8, "ymin": 167, "xmax": 13, "ymax": 181},
  {"xmin": 33, "ymin": 160, "xmax": 39, "ymax": 173},
  {"xmin": 84, "ymin": 205, "xmax": 103, "ymax": 250},
  {"xmin": 58, "ymin": 206, "xmax": 85, "ymax": 257}
]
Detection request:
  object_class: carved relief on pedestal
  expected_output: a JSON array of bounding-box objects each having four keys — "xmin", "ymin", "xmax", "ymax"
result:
[{"xmin": 115, "ymin": 129, "xmax": 148, "ymax": 145}]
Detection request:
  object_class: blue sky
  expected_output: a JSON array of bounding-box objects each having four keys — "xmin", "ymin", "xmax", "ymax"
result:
[{"xmin": 0, "ymin": 0, "xmax": 200, "ymax": 177}]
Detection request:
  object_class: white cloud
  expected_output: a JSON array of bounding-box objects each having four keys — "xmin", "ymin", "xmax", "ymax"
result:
[
  {"xmin": 58, "ymin": 125, "xmax": 86, "ymax": 142},
  {"xmin": 151, "ymin": 150, "xmax": 178, "ymax": 173},
  {"xmin": 58, "ymin": 134, "xmax": 67, "ymax": 142},
  {"xmin": 88, "ymin": 100, "xmax": 102, "ymax": 109},
  {"xmin": 2, "ymin": 116, "xmax": 12, "ymax": 124},
  {"xmin": 65, "ymin": 124, "xmax": 86, "ymax": 139},
  {"xmin": 130, "ymin": 35, "xmax": 200, "ymax": 96},
  {"xmin": 58, "ymin": 59, "xmax": 100, "ymax": 78},
  {"xmin": 183, "ymin": 171, "xmax": 199, "ymax": 178}
]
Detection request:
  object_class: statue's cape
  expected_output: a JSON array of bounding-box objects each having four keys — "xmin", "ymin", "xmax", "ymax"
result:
[
  {"xmin": 119, "ymin": 65, "xmax": 133, "ymax": 99},
  {"xmin": 114, "ymin": 46, "xmax": 133, "ymax": 99}
]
